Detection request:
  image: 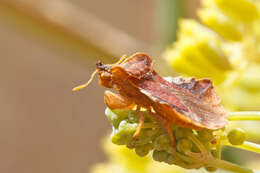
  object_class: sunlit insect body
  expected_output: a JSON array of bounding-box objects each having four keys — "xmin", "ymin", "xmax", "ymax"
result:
[{"xmin": 73, "ymin": 53, "xmax": 228, "ymax": 147}]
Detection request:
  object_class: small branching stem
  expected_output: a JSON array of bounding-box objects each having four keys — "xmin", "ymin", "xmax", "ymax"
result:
[
  {"xmin": 226, "ymin": 141, "xmax": 260, "ymax": 155},
  {"xmin": 228, "ymin": 112, "xmax": 260, "ymax": 121},
  {"xmin": 181, "ymin": 133, "xmax": 255, "ymax": 173},
  {"xmin": 227, "ymin": 111, "xmax": 260, "ymax": 155},
  {"xmin": 207, "ymin": 158, "xmax": 253, "ymax": 173},
  {"xmin": 188, "ymin": 133, "xmax": 208, "ymax": 156}
]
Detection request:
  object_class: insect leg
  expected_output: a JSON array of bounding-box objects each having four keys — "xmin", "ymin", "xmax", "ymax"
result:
[
  {"xmin": 104, "ymin": 90, "xmax": 134, "ymax": 109},
  {"xmin": 165, "ymin": 122, "xmax": 176, "ymax": 147},
  {"xmin": 131, "ymin": 106, "xmax": 144, "ymax": 145},
  {"xmin": 147, "ymin": 109, "xmax": 176, "ymax": 148},
  {"xmin": 147, "ymin": 109, "xmax": 165, "ymax": 122}
]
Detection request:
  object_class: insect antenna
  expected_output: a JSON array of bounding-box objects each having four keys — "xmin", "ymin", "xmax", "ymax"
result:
[
  {"xmin": 115, "ymin": 55, "xmax": 127, "ymax": 64},
  {"xmin": 72, "ymin": 69, "xmax": 98, "ymax": 91},
  {"xmin": 72, "ymin": 55, "xmax": 127, "ymax": 92}
]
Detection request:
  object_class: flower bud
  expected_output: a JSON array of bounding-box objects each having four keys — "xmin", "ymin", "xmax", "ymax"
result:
[
  {"xmin": 177, "ymin": 138, "xmax": 193, "ymax": 153},
  {"xmin": 152, "ymin": 150, "xmax": 169, "ymax": 162},
  {"xmin": 227, "ymin": 128, "xmax": 246, "ymax": 145},
  {"xmin": 198, "ymin": 129, "xmax": 214, "ymax": 142},
  {"xmin": 154, "ymin": 134, "xmax": 171, "ymax": 151},
  {"xmin": 205, "ymin": 166, "xmax": 218, "ymax": 172}
]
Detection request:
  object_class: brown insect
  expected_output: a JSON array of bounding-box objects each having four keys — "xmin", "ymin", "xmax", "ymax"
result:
[{"xmin": 73, "ymin": 53, "xmax": 228, "ymax": 147}]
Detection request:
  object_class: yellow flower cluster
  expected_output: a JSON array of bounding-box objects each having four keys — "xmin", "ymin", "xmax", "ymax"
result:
[{"xmin": 164, "ymin": 0, "xmax": 260, "ymax": 111}]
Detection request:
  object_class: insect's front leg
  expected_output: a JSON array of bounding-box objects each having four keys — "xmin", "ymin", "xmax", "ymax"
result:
[
  {"xmin": 104, "ymin": 91, "xmax": 144, "ymax": 146},
  {"xmin": 104, "ymin": 90, "xmax": 134, "ymax": 109}
]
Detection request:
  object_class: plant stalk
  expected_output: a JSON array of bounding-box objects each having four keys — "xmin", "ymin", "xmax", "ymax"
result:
[
  {"xmin": 228, "ymin": 112, "xmax": 260, "ymax": 121},
  {"xmin": 226, "ymin": 141, "xmax": 260, "ymax": 154},
  {"xmin": 208, "ymin": 158, "xmax": 253, "ymax": 173}
]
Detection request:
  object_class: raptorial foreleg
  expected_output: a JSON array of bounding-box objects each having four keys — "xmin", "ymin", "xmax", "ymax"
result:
[{"xmin": 104, "ymin": 90, "xmax": 134, "ymax": 109}]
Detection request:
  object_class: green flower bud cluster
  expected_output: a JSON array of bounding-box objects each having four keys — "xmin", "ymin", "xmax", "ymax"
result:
[
  {"xmin": 106, "ymin": 108, "xmax": 159, "ymax": 153},
  {"xmin": 105, "ymin": 108, "xmax": 227, "ymax": 172}
]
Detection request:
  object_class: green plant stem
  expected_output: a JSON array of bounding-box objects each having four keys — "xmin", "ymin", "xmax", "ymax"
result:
[
  {"xmin": 208, "ymin": 158, "xmax": 253, "ymax": 173},
  {"xmin": 188, "ymin": 133, "xmax": 208, "ymax": 155},
  {"xmin": 226, "ymin": 141, "xmax": 260, "ymax": 154},
  {"xmin": 176, "ymin": 152, "xmax": 197, "ymax": 163},
  {"xmin": 228, "ymin": 112, "xmax": 260, "ymax": 121}
]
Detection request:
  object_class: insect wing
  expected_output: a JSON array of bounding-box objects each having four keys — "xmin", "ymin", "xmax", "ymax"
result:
[
  {"xmin": 114, "ymin": 53, "xmax": 227, "ymax": 129},
  {"xmin": 163, "ymin": 77, "xmax": 228, "ymax": 129},
  {"xmin": 132, "ymin": 74, "xmax": 227, "ymax": 129},
  {"xmin": 118, "ymin": 53, "xmax": 153, "ymax": 79}
]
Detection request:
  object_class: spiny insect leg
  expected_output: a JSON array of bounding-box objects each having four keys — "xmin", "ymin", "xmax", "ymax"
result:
[
  {"xmin": 165, "ymin": 122, "xmax": 176, "ymax": 147},
  {"xmin": 147, "ymin": 109, "xmax": 176, "ymax": 149},
  {"xmin": 147, "ymin": 109, "xmax": 164, "ymax": 122},
  {"xmin": 131, "ymin": 106, "xmax": 144, "ymax": 145}
]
